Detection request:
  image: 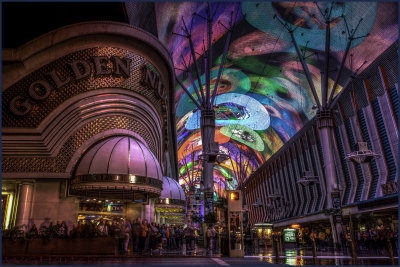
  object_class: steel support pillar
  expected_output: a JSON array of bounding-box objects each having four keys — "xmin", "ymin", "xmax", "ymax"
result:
[
  {"xmin": 186, "ymin": 193, "xmax": 194, "ymax": 225},
  {"xmin": 201, "ymin": 109, "xmax": 216, "ymax": 218},
  {"xmin": 317, "ymin": 109, "xmax": 341, "ymax": 248}
]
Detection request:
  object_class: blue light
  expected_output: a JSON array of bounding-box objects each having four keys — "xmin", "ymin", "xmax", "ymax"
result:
[
  {"xmin": 242, "ymin": 2, "xmax": 377, "ymax": 52},
  {"xmin": 185, "ymin": 93, "xmax": 270, "ymax": 130}
]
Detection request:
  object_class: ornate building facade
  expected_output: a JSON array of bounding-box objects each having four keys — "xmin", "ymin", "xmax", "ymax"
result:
[{"xmin": 2, "ymin": 22, "xmax": 178, "ymax": 229}]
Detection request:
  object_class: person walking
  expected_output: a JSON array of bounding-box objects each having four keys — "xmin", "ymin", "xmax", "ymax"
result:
[
  {"xmin": 98, "ymin": 219, "xmax": 109, "ymax": 236},
  {"xmin": 206, "ymin": 225, "xmax": 216, "ymax": 255},
  {"xmin": 175, "ymin": 226, "xmax": 182, "ymax": 250},
  {"xmin": 161, "ymin": 224, "xmax": 167, "ymax": 249},
  {"xmin": 140, "ymin": 219, "xmax": 148, "ymax": 252},
  {"xmin": 166, "ymin": 225, "xmax": 170, "ymax": 249},
  {"xmin": 184, "ymin": 226, "xmax": 192, "ymax": 251},
  {"xmin": 122, "ymin": 219, "xmax": 132, "ymax": 254},
  {"xmin": 170, "ymin": 226, "xmax": 176, "ymax": 249},
  {"xmin": 132, "ymin": 218, "xmax": 141, "ymax": 252}
]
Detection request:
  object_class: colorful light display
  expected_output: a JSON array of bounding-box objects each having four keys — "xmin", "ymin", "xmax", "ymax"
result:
[
  {"xmin": 185, "ymin": 93, "xmax": 270, "ymax": 130},
  {"xmin": 155, "ymin": 2, "xmax": 398, "ymax": 198}
]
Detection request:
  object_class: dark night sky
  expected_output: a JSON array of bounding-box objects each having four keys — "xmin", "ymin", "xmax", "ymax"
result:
[{"xmin": 2, "ymin": 2, "xmax": 128, "ymax": 48}]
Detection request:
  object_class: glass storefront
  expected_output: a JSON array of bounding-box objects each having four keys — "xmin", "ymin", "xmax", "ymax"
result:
[{"xmin": 2, "ymin": 192, "xmax": 14, "ymax": 230}]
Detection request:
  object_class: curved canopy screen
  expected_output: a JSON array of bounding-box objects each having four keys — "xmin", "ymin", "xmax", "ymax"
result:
[{"xmin": 155, "ymin": 2, "xmax": 398, "ymax": 197}]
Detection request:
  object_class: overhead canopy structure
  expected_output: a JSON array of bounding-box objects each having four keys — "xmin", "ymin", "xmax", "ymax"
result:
[
  {"xmin": 156, "ymin": 176, "xmax": 186, "ymax": 224},
  {"xmin": 154, "ymin": 2, "xmax": 398, "ymax": 196},
  {"xmin": 71, "ymin": 136, "xmax": 163, "ymax": 201}
]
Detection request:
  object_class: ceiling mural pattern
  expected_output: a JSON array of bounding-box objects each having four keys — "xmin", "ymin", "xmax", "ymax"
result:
[{"xmin": 155, "ymin": 2, "xmax": 398, "ymax": 198}]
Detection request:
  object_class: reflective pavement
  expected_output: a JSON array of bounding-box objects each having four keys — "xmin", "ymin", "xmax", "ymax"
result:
[
  {"xmin": 2, "ymin": 255, "xmax": 398, "ymax": 265},
  {"xmin": 3, "ymin": 246, "xmax": 398, "ymax": 265}
]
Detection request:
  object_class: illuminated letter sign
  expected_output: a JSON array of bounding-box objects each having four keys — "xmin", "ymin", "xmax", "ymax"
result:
[
  {"xmin": 142, "ymin": 66, "xmax": 167, "ymax": 102},
  {"xmin": 9, "ymin": 56, "xmax": 132, "ymax": 116}
]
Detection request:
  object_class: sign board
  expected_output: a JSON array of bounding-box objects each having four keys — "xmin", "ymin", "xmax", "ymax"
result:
[
  {"xmin": 283, "ymin": 229, "xmax": 296, "ymax": 243},
  {"xmin": 227, "ymin": 190, "xmax": 244, "ymax": 257},
  {"xmin": 106, "ymin": 203, "xmax": 123, "ymax": 213},
  {"xmin": 331, "ymin": 191, "xmax": 342, "ymax": 210},
  {"xmin": 227, "ymin": 190, "xmax": 242, "ymax": 212},
  {"xmin": 290, "ymin": 224, "xmax": 300, "ymax": 229}
]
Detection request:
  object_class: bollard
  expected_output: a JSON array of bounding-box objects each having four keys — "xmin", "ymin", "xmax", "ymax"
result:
[
  {"xmin": 350, "ymin": 239, "xmax": 357, "ymax": 264},
  {"xmin": 312, "ymin": 239, "xmax": 317, "ymax": 258},
  {"xmin": 182, "ymin": 241, "xmax": 186, "ymax": 256},
  {"xmin": 274, "ymin": 239, "xmax": 280, "ymax": 264},
  {"xmin": 387, "ymin": 239, "xmax": 394, "ymax": 265},
  {"xmin": 311, "ymin": 238, "xmax": 318, "ymax": 265}
]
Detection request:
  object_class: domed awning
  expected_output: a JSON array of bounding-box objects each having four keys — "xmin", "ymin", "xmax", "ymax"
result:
[
  {"xmin": 156, "ymin": 176, "xmax": 186, "ymax": 208},
  {"xmin": 70, "ymin": 136, "xmax": 163, "ymax": 201}
]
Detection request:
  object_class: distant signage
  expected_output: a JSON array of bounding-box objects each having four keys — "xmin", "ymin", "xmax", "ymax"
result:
[
  {"xmin": 290, "ymin": 224, "xmax": 300, "ymax": 229},
  {"xmin": 331, "ymin": 192, "xmax": 342, "ymax": 210},
  {"xmin": 230, "ymin": 192, "xmax": 240, "ymax": 200},
  {"xmin": 106, "ymin": 203, "xmax": 123, "ymax": 213},
  {"xmin": 283, "ymin": 229, "xmax": 296, "ymax": 243},
  {"xmin": 204, "ymin": 192, "xmax": 213, "ymax": 199}
]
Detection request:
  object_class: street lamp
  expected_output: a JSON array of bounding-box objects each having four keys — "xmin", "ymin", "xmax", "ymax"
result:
[
  {"xmin": 345, "ymin": 142, "xmax": 380, "ymax": 163},
  {"xmin": 297, "ymin": 171, "xmax": 320, "ymax": 187}
]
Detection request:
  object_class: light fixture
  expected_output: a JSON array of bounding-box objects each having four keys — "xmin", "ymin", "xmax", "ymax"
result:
[
  {"xmin": 346, "ymin": 142, "xmax": 380, "ymax": 163},
  {"xmin": 230, "ymin": 192, "xmax": 239, "ymax": 200},
  {"xmin": 130, "ymin": 175, "xmax": 136, "ymax": 183}
]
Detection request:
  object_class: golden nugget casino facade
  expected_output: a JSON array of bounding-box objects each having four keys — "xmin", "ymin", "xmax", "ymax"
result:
[{"xmin": 2, "ymin": 21, "xmax": 179, "ymax": 229}]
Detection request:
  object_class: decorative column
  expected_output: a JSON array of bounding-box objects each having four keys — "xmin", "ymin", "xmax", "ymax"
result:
[
  {"xmin": 201, "ymin": 109, "xmax": 216, "ymax": 218},
  {"xmin": 141, "ymin": 204, "xmax": 146, "ymax": 220},
  {"xmin": 144, "ymin": 199, "xmax": 154, "ymax": 222},
  {"xmin": 15, "ymin": 182, "xmax": 34, "ymax": 228},
  {"xmin": 149, "ymin": 199, "xmax": 155, "ymax": 222},
  {"xmin": 317, "ymin": 109, "xmax": 341, "ymax": 246},
  {"xmin": 156, "ymin": 211, "xmax": 161, "ymax": 224}
]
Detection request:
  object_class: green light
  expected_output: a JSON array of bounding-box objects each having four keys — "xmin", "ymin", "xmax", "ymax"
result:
[{"xmin": 220, "ymin": 124, "xmax": 264, "ymax": 151}]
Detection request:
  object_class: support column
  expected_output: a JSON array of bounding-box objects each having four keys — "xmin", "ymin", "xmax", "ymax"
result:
[
  {"xmin": 15, "ymin": 182, "xmax": 34, "ymax": 228},
  {"xmin": 141, "ymin": 204, "xmax": 145, "ymax": 220},
  {"xmin": 144, "ymin": 199, "xmax": 154, "ymax": 222},
  {"xmin": 201, "ymin": 110, "xmax": 215, "ymax": 218},
  {"xmin": 156, "ymin": 211, "xmax": 161, "ymax": 224},
  {"xmin": 317, "ymin": 110, "xmax": 341, "ymax": 247},
  {"xmin": 149, "ymin": 199, "xmax": 155, "ymax": 222},
  {"xmin": 186, "ymin": 193, "xmax": 193, "ymax": 225}
]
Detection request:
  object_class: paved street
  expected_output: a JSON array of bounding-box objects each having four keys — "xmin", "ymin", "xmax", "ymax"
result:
[{"xmin": 3, "ymin": 255, "xmax": 398, "ymax": 265}]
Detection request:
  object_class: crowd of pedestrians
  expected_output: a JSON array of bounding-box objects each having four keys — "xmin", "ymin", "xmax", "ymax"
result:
[
  {"xmin": 342, "ymin": 225, "xmax": 398, "ymax": 256},
  {"xmin": 113, "ymin": 218, "xmax": 200, "ymax": 254},
  {"xmin": 247, "ymin": 222, "xmax": 398, "ymax": 258},
  {"xmin": 5, "ymin": 218, "xmax": 192, "ymax": 254},
  {"xmin": 5, "ymin": 216, "xmax": 226, "ymax": 255}
]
